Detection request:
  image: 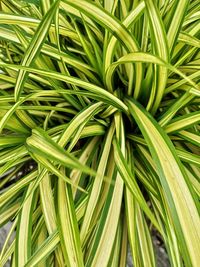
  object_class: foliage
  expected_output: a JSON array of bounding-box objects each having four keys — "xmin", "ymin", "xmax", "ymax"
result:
[{"xmin": 0, "ymin": 0, "xmax": 200, "ymax": 266}]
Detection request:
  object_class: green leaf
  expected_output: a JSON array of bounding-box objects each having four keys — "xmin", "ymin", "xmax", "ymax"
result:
[
  {"xmin": 84, "ymin": 113, "xmax": 124, "ymax": 267},
  {"xmin": 144, "ymin": 0, "xmax": 169, "ymax": 113},
  {"xmin": 0, "ymin": 135, "xmax": 26, "ymax": 148},
  {"xmin": 126, "ymin": 97, "xmax": 200, "ymax": 267},
  {"xmin": 106, "ymin": 52, "xmax": 199, "ymax": 94},
  {"xmin": 164, "ymin": 111, "xmax": 200, "ymax": 133},
  {"xmin": 14, "ymin": 0, "xmax": 60, "ymax": 101},
  {"xmin": 80, "ymin": 121, "xmax": 115, "ymax": 244},
  {"xmin": 178, "ymin": 130, "xmax": 200, "ymax": 147},
  {"xmin": 113, "ymin": 138, "xmax": 160, "ymax": 231},
  {"xmin": 39, "ymin": 171, "xmax": 65, "ymax": 266},
  {"xmin": 15, "ymin": 182, "xmax": 36, "ymax": 267},
  {"xmin": 26, "ymin": 127, "xmax": 96, "ymax": 177},
  {"xmin": 167, "ymin": 0, "xmax": 189, "ymax": 53},
  {"xmin": 56, "ymin": 169, "xmax": 84, "ymax": 267},
  {"xmin": 62, "ymin": 0, "xmax": 143, "ymax": 98},
  {"xmin": 24, "ymin": 231, "xmax": 60, "ymax": 267},
  {"xmin": 0, "ymin": 62, "xmax": 128, "ymax": 112}
]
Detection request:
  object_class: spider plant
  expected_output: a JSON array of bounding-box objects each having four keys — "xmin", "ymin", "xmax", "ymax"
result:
[{"xmin": 0, "ymin": 0, "xmax": 200, "ymax": 266}]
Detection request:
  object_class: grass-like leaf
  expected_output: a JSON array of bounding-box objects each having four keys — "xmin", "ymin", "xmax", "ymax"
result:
[{"xmin": 126, "ymin": 97, "xmax": 200, "ymax": 266}]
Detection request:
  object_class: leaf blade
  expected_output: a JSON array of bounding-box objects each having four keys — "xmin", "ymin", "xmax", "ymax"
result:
[{"xmin": 126, "ymin": 97, "xmax": 200, "ymax": 267}]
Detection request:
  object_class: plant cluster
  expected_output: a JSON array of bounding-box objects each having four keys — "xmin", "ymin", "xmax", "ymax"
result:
[{"xmin": 0, "ymin": 0, "xmax": 200, "ymax": 266}]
